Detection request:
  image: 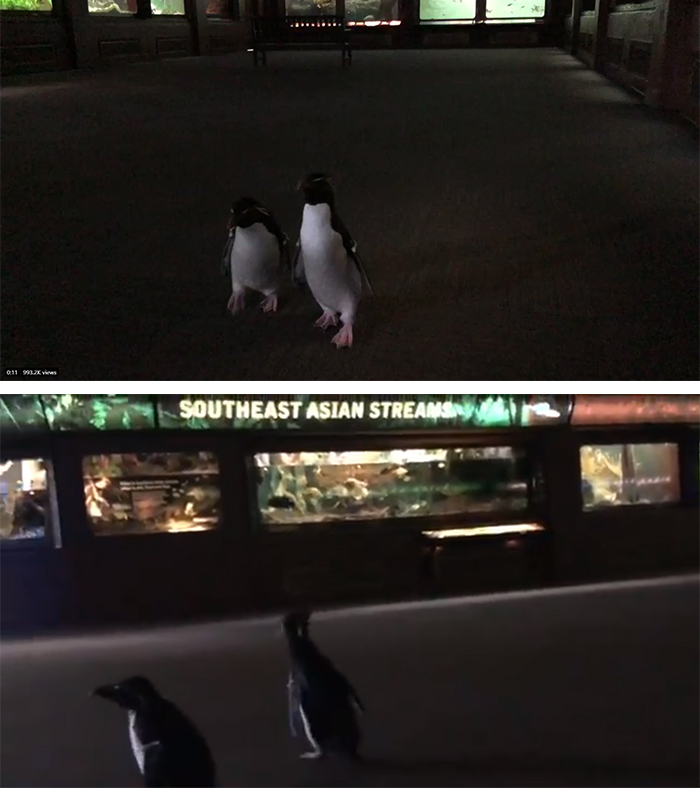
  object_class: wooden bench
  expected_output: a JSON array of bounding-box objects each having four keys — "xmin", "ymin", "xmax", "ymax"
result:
[{"xmin": 251, "ymin": 15, "xmax": 352, "ymax": 67}]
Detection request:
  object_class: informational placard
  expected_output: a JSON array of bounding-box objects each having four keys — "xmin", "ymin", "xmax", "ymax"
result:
[{"xmin": 83, "ymin": 452, "xmax": 220, "ymax": 536}]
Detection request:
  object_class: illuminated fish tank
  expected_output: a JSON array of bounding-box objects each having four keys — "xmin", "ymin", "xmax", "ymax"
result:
[
  {"xmin": 85, "ymin": 0, "xmax": 184, "ymax": 12},
  {"xmin": 485, "ymin": 0, "xmax": 545, "ymax": 18},
  {"xmin": 0, "ymin": 0, "xmax": 51, "ymax": 9},
  {"xmin": 420, "ymin": 0, "xmax": 476, "ymax": 22},
  {"xmin": 82, "ymin": 452, "xmax": 221, "ymax": 536},
  {"xmin": 345, "ymin": 0, "xmax": 398, "ymax": 23},
  {"xmin": 285, "ymin": 0, "xmax": 337, "ymax": 13},
  {"xmin": 253, "ymin": 445, "xmax": 531, "ymax": 529}
]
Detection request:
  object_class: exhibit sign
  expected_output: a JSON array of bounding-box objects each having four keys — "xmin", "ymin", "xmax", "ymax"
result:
[{"xmin": 2, "ymin": 394, "xmax": 696, "ymax": 434}]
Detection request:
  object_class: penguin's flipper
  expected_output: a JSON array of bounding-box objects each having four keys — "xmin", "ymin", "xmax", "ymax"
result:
[
  {"xmin": 221, "ymin": 230, "xmax": 235, "ymax": 278},
  {"xmin": 287, "ymin": 677, "xmax": 300, "ymax": 737},
  {"xmin": 259, "ymin": 209, "xmax": 288, "ymax": 259},
  {"xmin": 143, "ymin": 741, "xmax": 169, "ymax": 788},
  {"xmin": 330, "ymin": 212, "xmax": 374, "ymax": 297},
  {"xmin": 350, "ymin": 248, "xmax": 374, "ymax": 297},
  {"xmin": 292, "ymin": 240, "xmax": 307, "ymax": 289}
]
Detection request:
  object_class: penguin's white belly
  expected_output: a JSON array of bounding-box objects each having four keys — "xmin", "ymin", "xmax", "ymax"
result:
[
  {"xmin": 128, "ymin": 711, "xmax": 146, "ymax": 775},
  {"xmin": 230, "ymin": 226, "xmax": 280, "ymax": 293},
  {"xmin": 300, "ymin": 231, "xmax": 361, "ymax": 314}
]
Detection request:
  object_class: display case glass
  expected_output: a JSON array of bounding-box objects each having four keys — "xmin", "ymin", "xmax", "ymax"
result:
[
  {"xmin": 285, "ymin": 0, "xmax": 337, "ymax": 13},
  {"xmin": 0, "ymin": 458, "xmax": 53, "ymax": 542},
  {"xmin": 420, "ymin": 0, "xmax": 477, "ymax": 21},
  {"xmin": 579, "ymin": 443, "xmax": 681, "ymax": 510},
  {"xmin": 83, "ymin": 452, "xmax": 221, "ymax": 536},
  {"xmin": 484, "ymin": 0, "xmax": 545, "ymax": 18},
  {"xmin": 0, "ymin": 0, "xmax": 51, "ymax": 10},
  {"xmin": 254, "ymin": 445, "xmax": 530, "ymax": 529},
  {"xmin": 345, "ymin": 0, "xmax": 398, "ymax": 22}
]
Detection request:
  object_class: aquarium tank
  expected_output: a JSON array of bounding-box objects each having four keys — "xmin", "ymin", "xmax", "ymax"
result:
[
  {"xmin": 254, "ymin": 445, "xmax": 531, "ymax": 529},
  {"xmin": 0, "ymin": 0, "xmax": 52, "ymax": 10},
  {"xmin": 419, "ymin": 0, "xmax": 476, "ymax": 21},
  {"xmin": 285, "ymin": 0, "xmax": 337, "ymax": 14},
  {"xmin": 485, "ymin": 0, "xmax": 545, "ymax": 17},
  {"xmin": 345, "ymin": 0, "xmax": 398, "ymax": 22},
  {"xmin": 86, "ymin": 0, "xmax": 184, "ymax": 12},
  {"xmin": 82, "ymin": 452, "xmax": 220, "ymax": 536},
  {"xmin": 579, "ymin": 443, "xmax": 681, "ymax": 510}
]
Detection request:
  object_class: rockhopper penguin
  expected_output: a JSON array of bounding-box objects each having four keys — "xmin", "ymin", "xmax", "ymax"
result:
[
  {"xmin": 222, "ymin": 197, "xmax": 290, "ymax": 314},
  {"xmin": 93, "ymin": 675, "xmax": 217, "ymax": 787},
  {"xmin": 283, "ymin": 610, "xmax": 365, "ymax": 761},
  {"xmin": 293, "ymin": 174, "xmax": 373, "ymax": 348}
]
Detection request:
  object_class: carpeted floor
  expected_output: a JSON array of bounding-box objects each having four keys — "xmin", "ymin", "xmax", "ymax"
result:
[{"xmin": 1, "ymin": 49, "xmax": 698, "ymax": 380}]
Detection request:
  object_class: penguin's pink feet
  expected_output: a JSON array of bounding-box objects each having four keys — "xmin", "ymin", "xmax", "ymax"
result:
[
  {"xmin": 315, "ymin": 311, "xmax": 338, "ymax": 330},
  {"xmin": 227, "ymin": 292, "xmax": 246, "ymax": 314},
  {"xmin": 260, "ymin": 294, "xmax": 278, "ymax": 313},
  {"xmin": 332, "ymin": 323, "xmax": 354, "ymax": 348}
]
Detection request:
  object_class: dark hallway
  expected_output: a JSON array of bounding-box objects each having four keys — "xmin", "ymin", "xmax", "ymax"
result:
[{"xmin": 1, "ymin": 49, "xmax": 698, "ymax": 380}]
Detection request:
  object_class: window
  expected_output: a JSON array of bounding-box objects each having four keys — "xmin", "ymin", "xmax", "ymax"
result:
[
  {"xmin": 87, "ymin": 0, "xmax": 133, "ymax": 13},
  {"xmin": 0, "ymin": 0, "xmax": 52, "ymax": 10},
  {"xmin": 420, "ymin": 0, "xmax": 476, "ymax": 22},
  {"xmin": 580, "ymin": 443, "xmax": 681, "ymax": 510},
  {"xmin": 0, "ymin": 458, "xmax": 53, "ymax": 542},
  {"xmin": 346, "ymin": 0, "xmax": 398, "ymax": 23},
  {"xmin": 83, "ymin": 452, "xmax": 221, "ymax": 536},
  {"xmin": 150, "ymin": 0, "xmax": 185, "ymax": 13},
  {"xmin": 485, "ymin": 0, "xmax": 545, "ymax": 19},
  {"xmin": 285, "ymin": 0, "xmax": 337, "ymax": 14},
  {"xmin": 254, "ymin": 446, "xmax": 530, "ymax": 529},
  {"xmin": 206, "ymin": 0, "xmax": 237, "ymax": 15}
]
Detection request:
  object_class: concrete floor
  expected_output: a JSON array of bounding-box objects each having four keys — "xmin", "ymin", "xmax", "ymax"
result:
[
  {"xmin": 1, "ymin": 575, "xmax": 698, "ymax": 787},
  {"xmin": 1, "ymin": 49, "xmax": 698, "ymax": 380}
]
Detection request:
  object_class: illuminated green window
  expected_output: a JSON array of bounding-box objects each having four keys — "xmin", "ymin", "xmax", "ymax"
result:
[
  {"xmin": 420, "ymin": 0, "xmax": 476, "ymax": 22},
  {"xmin": 580, "ymin": 443, "xmax": 681, "ymax": 510},
  {"xmin": 83, "ymin": 452, "xmax": 221, "ymax": 536},
  {"xmin": 47, "ymin": 395, "xmax": 156, "ymax": 430},
  {"xmin": 150, "ymin": 0, "xmax": 185, "ymax": 14},
  {"xmin": 0, "ymin": 0, "xmax": 52, "ymax": 11},
  {"xmin": 485, "ymin": 0, "xmax": 545, "ymax": 19},
  {"xmin": 254, "ymin": 445, "xmax": 530, "ymax": 530}
]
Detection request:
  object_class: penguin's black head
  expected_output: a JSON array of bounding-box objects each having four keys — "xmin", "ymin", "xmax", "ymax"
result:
[
  {"xmin": 282, "ymin": 609, "xmax": 311, "ymax": 638},
  {"xmin": 297, "ymin": 173, "xmax": 334, "ymax": 207},
  {"xmin": 92, "ymin": 675, "xmax": 160, "ymax": 711},
  {"xmin": 228, "ymin": 197, "xmax": 267, "ymax": 231}
]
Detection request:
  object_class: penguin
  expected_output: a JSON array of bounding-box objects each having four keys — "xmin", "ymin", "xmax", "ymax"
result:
[
  {"xmin": 92, "ymin": 675, "xmax": 217, "ymax": 787},
  {"xmin": 282, "ymin": 610, "xmax": 365, "ymax": 761},
  {"xmin": 222, "ymin": 197, "xmax": 290, "ymax": 315},
  {"xmin": 293, "ymin": 174, "xmax": 373, "ymax": 349}
]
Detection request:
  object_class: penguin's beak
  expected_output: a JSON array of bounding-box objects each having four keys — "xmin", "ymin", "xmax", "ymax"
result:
[
  {"xmin": 227, "ymin": 215, "xmax": 236, "ymax": 232},
  {"xmin": 296, "ymin": 179, "xmax": 304, "ymax": 191},
  {"xmin": 92, "ymin": 684, "xmax": 119, "ymax": 701}
]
